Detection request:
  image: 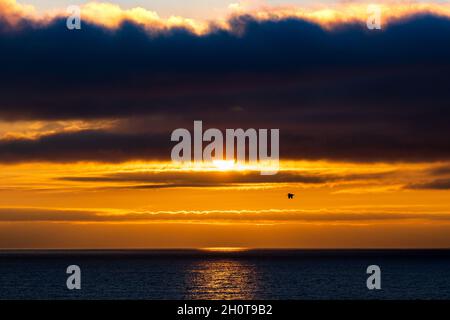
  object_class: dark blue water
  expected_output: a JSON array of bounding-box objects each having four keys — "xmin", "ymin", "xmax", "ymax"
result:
[{"xmin": 0, "ymin": 250, "xmax": 449, "ymax": 300}]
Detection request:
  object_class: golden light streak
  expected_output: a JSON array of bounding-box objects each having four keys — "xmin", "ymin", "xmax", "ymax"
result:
[
  {"xmin": 0, "ymin": 119, "xmax": 117, "ymax": 140},
  {"xmin": 200, "ymin": 247, "xmax": 250, "ymax": 252},
  {"xmin": 0, "ymin": 159, "xmax": 441, "ymax": 190}
]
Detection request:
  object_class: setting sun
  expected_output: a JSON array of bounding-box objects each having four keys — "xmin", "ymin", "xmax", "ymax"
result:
[{"xmin": 212, "ymin": 160, "xmax": 236, "ymax": 171}]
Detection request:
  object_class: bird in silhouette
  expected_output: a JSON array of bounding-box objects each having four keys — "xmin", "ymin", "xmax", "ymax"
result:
[{"xmin": 287, "ymin": 193, "xmax": 295, "ymax": 199}]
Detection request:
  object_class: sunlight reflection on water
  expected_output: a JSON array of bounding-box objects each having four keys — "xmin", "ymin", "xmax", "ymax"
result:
[{"xmin": 185, "ymin": 259, "xmax": 259, "ymax": 299}]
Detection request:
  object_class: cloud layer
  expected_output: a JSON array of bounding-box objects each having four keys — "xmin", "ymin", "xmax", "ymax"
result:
[
  {"xmin": 1, "ymin": 2, "xmax": 450, "ymax": 163},
  {"xmin": 2, "ymin": 207, "xmax": 450, "ymax": 223}
]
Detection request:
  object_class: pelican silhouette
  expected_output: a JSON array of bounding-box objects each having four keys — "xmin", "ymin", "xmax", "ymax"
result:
[{"xmin": 287, "ymin": 193, "xmax": 295, "ymax": 199}]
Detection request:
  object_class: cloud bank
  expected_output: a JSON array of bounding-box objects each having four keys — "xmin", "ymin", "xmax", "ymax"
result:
[{"xmin": 1, "ymin": 1, "xmax": 450, "ymax": 163}]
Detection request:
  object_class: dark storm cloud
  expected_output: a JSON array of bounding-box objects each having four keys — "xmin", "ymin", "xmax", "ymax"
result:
[
  {"xmin": 408, "ymin": 178, "xmax": 450, "ymax": 190},
  {"xmin": 0, "ymin": 130, "xmax": 170, "ymax": 163},
  {"xmin": 1, "ymin": 14, "xmax": 450, "ymax": 162},
  {"xmin": 57, "ymin": 170, "xmax": 332, "ymax": 187},
  {"xmin": 428, "ymin": 165, "xmax": 450, "ymax": 176},
  {"xmin": 57, "ymin": 170, "xmax": 391, "ymax": 189}
]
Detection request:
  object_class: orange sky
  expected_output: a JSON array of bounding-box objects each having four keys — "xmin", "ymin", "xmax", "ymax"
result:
[
  {"xmin": 1, "ymin": 1, "xmax": 450, "ymax": 249},
  {"xmin": 1, "ymin": 159, "xmax": 450, "ymax": 248}
]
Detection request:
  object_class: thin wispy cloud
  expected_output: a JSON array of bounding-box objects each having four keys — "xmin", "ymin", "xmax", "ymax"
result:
[{"xmin": 2, "ymin": 207, "xmax": 450, "ymax": 223}]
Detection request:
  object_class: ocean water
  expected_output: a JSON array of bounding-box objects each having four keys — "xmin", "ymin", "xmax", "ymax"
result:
[{"xmin": 0, "ymin": 249, "xmax": 449, "ymax": 300}]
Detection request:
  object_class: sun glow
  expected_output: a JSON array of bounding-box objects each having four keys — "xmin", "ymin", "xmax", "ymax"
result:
[
  {"xmin": 200, "ymin": 247, "xmax": 250, "ymax": 252},
  {"xmin": 212, "ymin": 160, "xmax": 237, "ymax": 171}
]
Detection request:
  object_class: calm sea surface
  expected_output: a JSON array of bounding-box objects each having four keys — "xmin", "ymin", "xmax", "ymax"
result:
[{"xmin": 0, "ymin": 249, "xmax": 449, "ymax": 300}]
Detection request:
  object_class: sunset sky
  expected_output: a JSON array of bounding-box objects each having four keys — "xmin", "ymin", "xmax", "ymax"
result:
[{"xmin": 1, "ymin": 0, "xmax": 450, "ymax": 249}]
